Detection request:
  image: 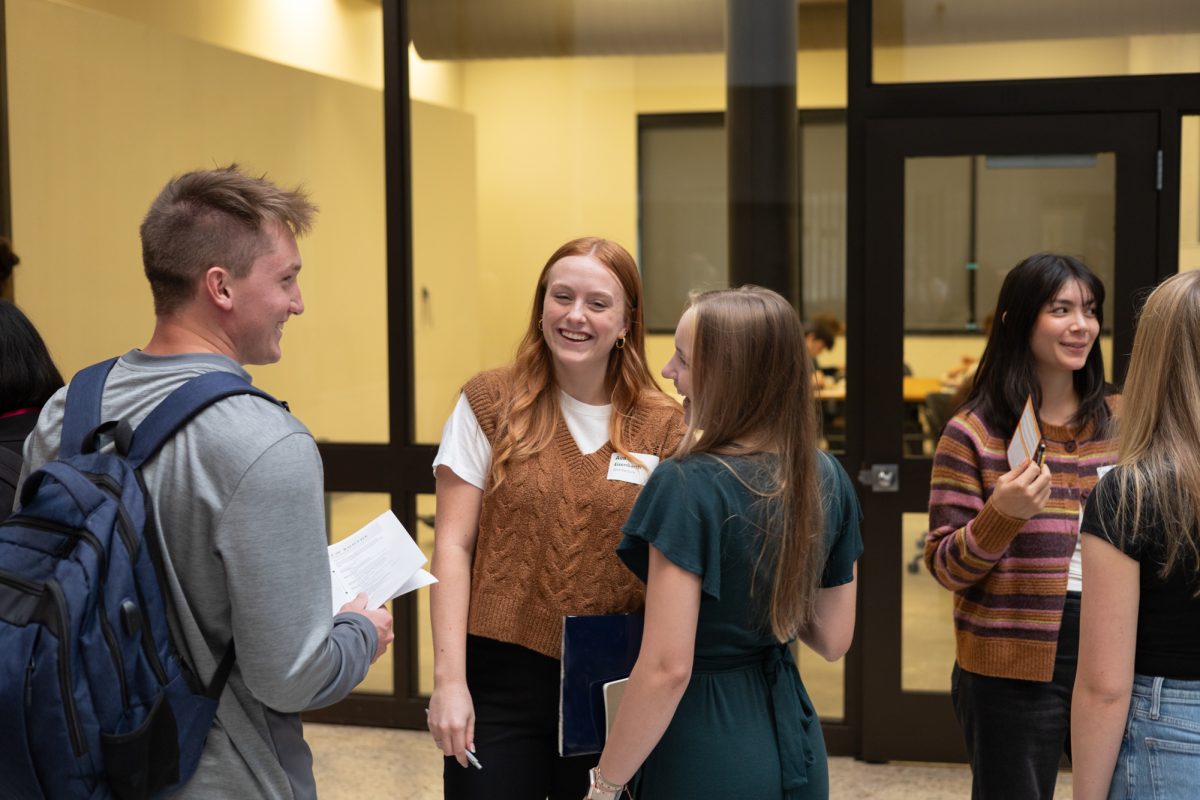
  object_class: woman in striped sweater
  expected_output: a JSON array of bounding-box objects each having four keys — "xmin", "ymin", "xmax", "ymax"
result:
[{"xmin": 925, "ymin": 253, "xmax": 1119, "ymax": 800}]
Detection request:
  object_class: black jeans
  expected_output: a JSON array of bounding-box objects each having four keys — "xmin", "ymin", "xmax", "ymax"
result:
[
  {"xmin": 951, "ymin": 592, "xmax": 1080, "ymax": 800},
  {"xmin": 443, "ymin": 635, "xmax": 598, "ymax": 800}
]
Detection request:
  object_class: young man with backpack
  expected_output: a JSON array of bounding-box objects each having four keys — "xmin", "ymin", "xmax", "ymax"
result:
[{"xmin": 13, "ymin": 165, "xmax": 394, "ymax": 798}]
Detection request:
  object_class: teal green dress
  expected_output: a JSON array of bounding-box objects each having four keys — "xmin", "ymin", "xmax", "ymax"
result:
[{"xmin": 616, "ymin": 451, "xmax": 863, "ymax": 800}]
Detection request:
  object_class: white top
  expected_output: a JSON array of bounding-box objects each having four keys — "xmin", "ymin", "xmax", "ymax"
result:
[
  {"xmin": 432, "ymin": 391, "xmax": 612, "ymax": 490},
  {"xmin": 1067, "ymin": 514, "xmax": 1084, "ymax": 594}
]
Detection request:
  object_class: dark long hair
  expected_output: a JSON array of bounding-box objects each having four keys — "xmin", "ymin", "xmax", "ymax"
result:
[
  {"xmin": 964, "ymin": 253, "xmax": 1111, "ymax": 436},
  {"xmin": 0, "ymin": 302, "xmax": 64, "ymax": 414}
]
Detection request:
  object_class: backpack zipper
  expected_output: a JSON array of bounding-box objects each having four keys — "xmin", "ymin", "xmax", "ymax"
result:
[
  {"xmin": 3, "ymin": 515, "xmax": 80, "ymax": 557},
  {"xmin": 5, "ymin": 516, "xmax": 132, "ymax": 709},
  {"xmin": 84, "ymin": 474, "xmax": 169, "ymax": 686},
  {"xmin": 45, "ymin": 580, "xmax": 86, "ymax": 757}
]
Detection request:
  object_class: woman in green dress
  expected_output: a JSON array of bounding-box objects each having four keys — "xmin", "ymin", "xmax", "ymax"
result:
[{"xmin": 583, "ymin": 286, "xmax": 864, "ymax": 800}]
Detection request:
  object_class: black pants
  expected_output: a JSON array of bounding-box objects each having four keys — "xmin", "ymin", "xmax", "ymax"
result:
[
  {"xmin": 951, "ymin": 592, "xmax": 1080, "ymax": 800},
  {"xmin": 443, "ymin": 635, "xmax": 598, "ymax": 800}
]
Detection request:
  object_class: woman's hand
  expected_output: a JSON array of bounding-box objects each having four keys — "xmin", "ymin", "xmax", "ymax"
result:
[
  {"xmin": 990, "ymin": 460, "xmax": 1051, "ymax": 520},
  {"xmin": 427, "ymin": 682, "xmax": 476, "ymax": 769}
]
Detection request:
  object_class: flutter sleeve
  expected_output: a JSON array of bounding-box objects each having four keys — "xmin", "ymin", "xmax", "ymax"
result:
[
  {"xmin": 617, "ymin": 458, "xmax": 725, "ymax": 600},
  {"xmin": 818, "ymin": 451, "xmax": 864, "ymax": 588}
]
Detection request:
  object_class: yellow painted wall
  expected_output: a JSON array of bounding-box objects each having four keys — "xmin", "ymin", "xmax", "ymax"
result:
[
  {"xmin": 49, "ymin": 0, "xmax": 383, "ymax": 89},
  {"xmin": 8, "ymin": 0, "xmax": 389, "ymax": 442}
]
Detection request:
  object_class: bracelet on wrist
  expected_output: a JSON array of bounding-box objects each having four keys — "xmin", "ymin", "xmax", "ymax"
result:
[{"xmin": 586, "ymin": 766, "xmax": 625, "ymax": 799}]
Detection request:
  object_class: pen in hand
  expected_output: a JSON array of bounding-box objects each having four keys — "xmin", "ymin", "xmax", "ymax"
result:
[{"xmin": 425, "ymin": 708, "xmax": 483, "ymax": 770}]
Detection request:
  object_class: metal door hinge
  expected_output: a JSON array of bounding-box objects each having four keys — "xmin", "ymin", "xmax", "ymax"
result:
[{"xmin": 857, "ymin": 463, "xmax": 899, "ymax": 492}]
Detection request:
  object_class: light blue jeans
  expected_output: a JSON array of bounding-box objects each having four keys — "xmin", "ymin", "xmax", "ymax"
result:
[{"xmin": 1108, "ymin": 675, "xmax": 1200, "ymax": 799}]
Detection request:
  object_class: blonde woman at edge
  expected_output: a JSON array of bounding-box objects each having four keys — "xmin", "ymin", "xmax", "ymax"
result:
[
  {"xmin": 426, "ymin": 237, "xmax": 685, "ymax": 800},
  {"xmin": 585, "ymin": 287, "xmax": 863, "ymax": 800},
  {"xmin": 1073, "ymin": 271, "xmax": 1200, "ymax": 800}
]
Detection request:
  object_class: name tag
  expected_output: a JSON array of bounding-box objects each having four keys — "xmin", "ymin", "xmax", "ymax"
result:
[{"xmin": 607, "ymin": 452, "xmax": 660, "ymax": 485}]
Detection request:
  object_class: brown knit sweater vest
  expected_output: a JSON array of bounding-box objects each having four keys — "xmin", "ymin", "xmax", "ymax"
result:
[{"xmin": 464, "ymin": 368, "xmax": 685, "ymax": 659}]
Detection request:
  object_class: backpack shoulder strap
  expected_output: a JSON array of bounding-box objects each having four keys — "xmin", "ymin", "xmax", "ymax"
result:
[
  {"xmin": 127, "ymin": 370, "xmax": 282, "ymax": 468},
  {"xmin": 60, "ymin": 358, "xmax": 120, "ymax": 459},
  {"xmin": 0, "ymin": 446, "xmax": 21, "ymax": 490}
]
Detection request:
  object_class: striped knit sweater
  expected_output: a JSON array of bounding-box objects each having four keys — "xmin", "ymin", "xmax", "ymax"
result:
[{"xmin": 925, "ymin": 404, "xmax": 1118, "ymax": 682}]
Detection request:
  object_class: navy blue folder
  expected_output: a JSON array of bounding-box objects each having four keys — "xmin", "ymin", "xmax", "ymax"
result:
[{"xmin": 558, "ymin": 613, "xmax": 645, "ymax": 756}]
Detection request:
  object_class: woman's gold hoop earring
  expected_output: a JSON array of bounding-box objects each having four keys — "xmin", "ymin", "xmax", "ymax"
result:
[
  {"xmin": 615, "ymin": 336, "xmax": 626, "ymax": 350},
  {"xmin": 538, "ymin": 317, "xmax": 544, "ymax": 329}
]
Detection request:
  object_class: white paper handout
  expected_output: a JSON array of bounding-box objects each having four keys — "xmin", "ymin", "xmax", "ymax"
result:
[
  {"xmin": 1007, "ymin": 395, "xmax": 1043, "ymax": 471},
  {"xmin": 328, "ymin": 510, "xmax": 437, "ymax": 616}
]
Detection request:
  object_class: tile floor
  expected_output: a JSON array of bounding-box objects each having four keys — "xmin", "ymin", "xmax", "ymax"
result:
[{"xmin": 306, "ymin": 723, "xmax": 1073, "ymax": 799}]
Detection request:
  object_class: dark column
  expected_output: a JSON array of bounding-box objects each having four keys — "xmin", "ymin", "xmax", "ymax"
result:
[{"xmin": 726, "ymin": 0, "xmax": 798, "ymax": 302}]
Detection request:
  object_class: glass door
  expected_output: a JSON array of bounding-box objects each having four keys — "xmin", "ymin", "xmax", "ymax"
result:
[{"xmin": 853, "ymin": 113, "xmax": 1159, "ymax": 761}]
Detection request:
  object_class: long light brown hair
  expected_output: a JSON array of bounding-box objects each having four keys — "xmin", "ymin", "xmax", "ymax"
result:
[
  {"xmin": 1109, "ymin": 271, "xmax": 1200, "ymax": 585},
  {"xmin": 488, "ymin": 237, "xmax": 674, "ymax": 490},
  {"xmin": 677, "ymin": 286, "xmax": 825, "ymax": 641}
]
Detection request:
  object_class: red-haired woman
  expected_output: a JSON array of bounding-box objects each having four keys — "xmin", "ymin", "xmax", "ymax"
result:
[{"xmin": 426, "ymin": 237, "xmax": 685, "ymax": 800}]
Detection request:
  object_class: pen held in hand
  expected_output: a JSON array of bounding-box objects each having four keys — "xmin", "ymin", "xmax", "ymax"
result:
[
  {"xmin": 424, "ymin": 709, "xmax": 482, "ymax": 769},
  {"xmin": 1035, "ymin": 441, "xmax": 1047, "ymax": 467}
]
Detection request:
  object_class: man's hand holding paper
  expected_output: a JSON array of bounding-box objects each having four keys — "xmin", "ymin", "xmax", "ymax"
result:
[
  {"xmin": 338, "ymin": 592, "xmax": 395, "ymax": 663},
  {"xmin": 328, "ymin": 510, "xmax": 438, "ymax": 616}
]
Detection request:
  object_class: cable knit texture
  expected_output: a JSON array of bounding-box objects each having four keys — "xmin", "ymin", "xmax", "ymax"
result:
[
  {"xmin": 925, "ymin": 402, "xmax": 1118, "ymax": 682},
  {"xmin": 464, "ymin": 368, "xmax": 686, "ymax": 659}
]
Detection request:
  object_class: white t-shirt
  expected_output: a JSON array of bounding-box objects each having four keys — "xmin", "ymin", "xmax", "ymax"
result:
[
  {"xmin": 1067, "ymin": 531, "xmax": 1084, "ymax": 594},
  {"xmin": 432, "ymin": 391, "xmax": 612, "ymax": 490}
]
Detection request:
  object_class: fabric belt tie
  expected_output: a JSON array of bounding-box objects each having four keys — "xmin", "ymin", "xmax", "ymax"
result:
[{"xmin": 693, "ymin": 644, "xmax": 815, "ymax": 797}]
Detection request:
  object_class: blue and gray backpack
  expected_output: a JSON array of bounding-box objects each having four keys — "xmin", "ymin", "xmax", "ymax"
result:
[{"xmin": 0, "ymin": 358, "xmax": 281, "ymax": 799}]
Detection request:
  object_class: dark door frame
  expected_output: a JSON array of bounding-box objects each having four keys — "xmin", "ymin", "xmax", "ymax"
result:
[{"xmin": 853, "ymin": 112, "xmax": 1160, "ymax": 762}]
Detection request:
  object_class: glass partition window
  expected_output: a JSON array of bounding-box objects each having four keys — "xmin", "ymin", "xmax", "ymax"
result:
[
  {"xmin": 636, "ymin": 114, "xmax": 849, "ymax": 450},
  {"xmin": 1183, "ymin": 116, "xmax": 1200, "ymax": 273},
  {"xmin": 874, "ymin": 0, "xmax": 1200, "ymax": 83},
  {"xmin": 902, "ymin": 152, "xmax": 1115, "ymax": 456},
  {"xmin": 639, "ymin": 119, "xmax": 729, "ymax": 333},
  {"xmin": 901, "ymin": 513, "xmax": 956, "ymax": 693}
]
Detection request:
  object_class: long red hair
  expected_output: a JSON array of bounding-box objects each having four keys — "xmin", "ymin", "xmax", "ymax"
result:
[{"xmin": 488, "ymin": 237, "xmax": 675, "ymax": 489}]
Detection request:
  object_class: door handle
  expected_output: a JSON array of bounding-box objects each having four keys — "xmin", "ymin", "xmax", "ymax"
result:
[{"xmin": 857, "ymin": 463, "xmax": 899, "ymax": 492}]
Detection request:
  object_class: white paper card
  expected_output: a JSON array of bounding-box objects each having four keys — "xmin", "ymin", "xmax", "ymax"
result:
[
  {"xmin": 602, "ymin": 678, "xmax": 629, "ymax": 742},
  {"xmin": 1006, "ymin": 396, "xmax": 1043, "ymax": 471},
  {"xmin": 328, "ymin": 510, "xmax": 437, "ymax": 616},
  {"xmin": 606, "ymin": 452, "xmax": 661, "ymax": 485},
  {"xmin": 1096, "ymin": 465, "xmax": 1114, "ymax": 480}
]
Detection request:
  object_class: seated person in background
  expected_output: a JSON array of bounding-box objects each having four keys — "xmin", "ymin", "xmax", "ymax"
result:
[
  {"xmin": 0, "ymin": 300, "xmax": 65, "ymax": 516},
  {"xmin": 803, "ymin": 313, "xmax": 843, "ymax": 389}
]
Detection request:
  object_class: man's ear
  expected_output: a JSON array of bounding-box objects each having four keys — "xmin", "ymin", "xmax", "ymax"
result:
[{"xmin": 204, "ymin": 266, "xmax": 234, "ymax": 311}]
